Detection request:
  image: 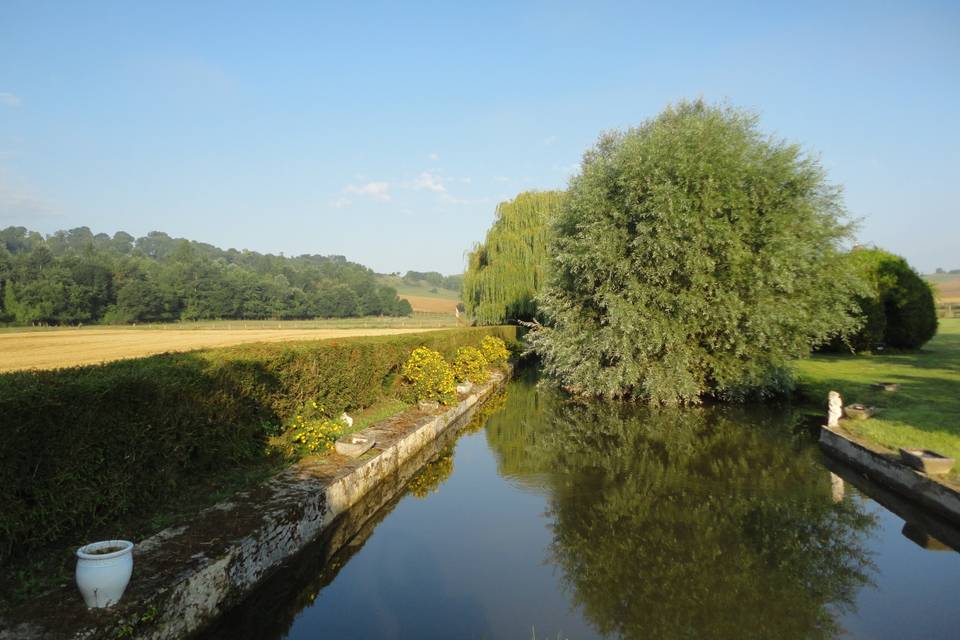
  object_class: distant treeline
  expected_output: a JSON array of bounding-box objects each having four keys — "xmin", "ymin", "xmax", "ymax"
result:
[
  {"xmin": 0, "ymin": 226, "xmax": 412, "ymax": 325},
  {"xmin": 401, "ymin": 270, "xmax": 463, "ymax": 292}
]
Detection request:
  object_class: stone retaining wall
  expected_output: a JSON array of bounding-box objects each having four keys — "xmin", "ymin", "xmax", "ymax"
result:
[
  {"xmin": 1, "ymin": 371, "xmax": 509, "ymax": 640},
  {"xmin": 819, "ymin": 425, "xmax": 960, "ymax": 525}
]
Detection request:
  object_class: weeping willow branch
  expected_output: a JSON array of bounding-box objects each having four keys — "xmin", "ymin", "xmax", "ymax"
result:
[{"xmin": 463, "ymin": 191, "xmax": 563, "ymax": 325}]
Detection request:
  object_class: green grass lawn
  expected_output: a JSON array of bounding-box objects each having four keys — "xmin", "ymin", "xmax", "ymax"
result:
[{"xmin": 794, "ymin": 318, "xmax": 960, "ymax": 479}]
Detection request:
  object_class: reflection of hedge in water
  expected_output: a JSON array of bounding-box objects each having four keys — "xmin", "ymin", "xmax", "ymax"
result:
[
  {"xmin": 406, "ymin": 447, "xmax": 454, "ymax": 498},
  {"xmin": 404, "ymin": 384, "xmax": 512, "ymax": 499},
  {"xmin": 485, "ymin": 379, "xmax": 876, "ymax": 640},
  {"xmin": 461, "ymin": 388, "xmax": 508, "ymax": 435}
]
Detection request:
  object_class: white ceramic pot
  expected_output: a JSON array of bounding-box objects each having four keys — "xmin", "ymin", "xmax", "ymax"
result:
[{"xmin": 75, "ymin": 539, "xmax": 134, "ymax": 608}]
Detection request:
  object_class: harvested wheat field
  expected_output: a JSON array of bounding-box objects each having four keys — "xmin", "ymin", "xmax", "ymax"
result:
[
  {"xmin": 401, "ymin": 295, "xmax": 460, "ymax": 314},
  {"xmin": 932, "ymin": 276, "xmax": 960, "ymax": 303},
  {"xmin": 0, "ymin": 327, "xmax": 447, "ymax": 373}
]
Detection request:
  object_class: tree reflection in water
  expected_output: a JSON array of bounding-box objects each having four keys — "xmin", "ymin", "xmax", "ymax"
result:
[{"xmin": 485, "ymin": 375, "xmax": 876, "ymax": 639}]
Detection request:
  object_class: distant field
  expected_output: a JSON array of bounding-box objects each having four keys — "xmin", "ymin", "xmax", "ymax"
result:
[
  {"xmin": 400, "ymin": 295, "xmax": 461, "ymax": 314},
  {"xmin": 926, "ymin": 273, "xmax": 960, "ymax": 303},
  {"xmin": 377, "ymin": 274, "xmax": 461, "ymax": 300},
  {"xmin": 0, "ymin": 315, "xmax": 456, "ymax": 373}
]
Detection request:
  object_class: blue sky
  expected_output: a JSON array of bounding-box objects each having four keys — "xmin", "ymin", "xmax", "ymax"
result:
[{"xmin": 1, "ymin": 1, "xmax": 958, "ymax": 275}]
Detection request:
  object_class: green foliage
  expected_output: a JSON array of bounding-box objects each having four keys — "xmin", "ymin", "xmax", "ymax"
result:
[
  {"xmin": 0, "ymin": 226, "xmax": 412, "ymax": 326},
  {"xmin": 402, "ymin": 271, "xmax": 463, "ymax": 292},
  {"xmin": 463, "ymin": 191, "xmax": 564, "ymax": 324},
  {"xmin": 479, "ymin": 335, "xmax": 510, "ymax": 365},
  {"xmin": 826, "ymin": 248, "xmax": 937, "ymax": 351},
  {"xmin": 528, "ymin": 100, "xmax": 863, "ymax": 405},
  {"xmin": 0, "ymin": 326, "xmax": 515, "ymax": 565},
  {"xmin": 876, "ymin": 253, "xmax": 938, "ymax": 349},
  {"xmin": 285, "ymin": 399, "xmax": 346, "ymax": 454},
  {"xmin": 401, "ymin": 347, "xmax": 457, "ymax": 405},
  {"xmin": 452, "ymin": 346, "xmax": 490, "ymax": 384}
]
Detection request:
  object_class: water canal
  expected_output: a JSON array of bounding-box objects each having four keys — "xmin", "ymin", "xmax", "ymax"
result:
[{"xmin": 204, "ymin": 370, "xmax": 960, "ymax": 639}]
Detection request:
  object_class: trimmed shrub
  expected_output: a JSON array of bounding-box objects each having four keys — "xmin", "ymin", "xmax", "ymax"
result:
[
  {"xmin": 479, "ymin": 335, "xmax": 510, "ymax": 365},
  {"xmin": 453, "ymin": 346, "xmax": 490, "ymax": 384},
  {"xmin": 400, "ymin": 347, "xmax": 457, "ymax": 405},
  {"xmin": 879, "ymin": 256, "xmax": 938, "ymax": 349},
  {"xmin": 0, "ymin": 326, "xmax": 515, "ymax": 565},
  {"xmin": 829, "ymin": 248, "xmax": 937, "ymax": 351}
]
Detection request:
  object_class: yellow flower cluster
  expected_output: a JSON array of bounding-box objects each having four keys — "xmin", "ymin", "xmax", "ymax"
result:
[
  {"xmin": 453, "ymin": 346, "xmax": 490, "ymax": 384},
  {"xmin": 290, "ymin": 414, "xmax": 344, "ymax": 453},
  {"xmin": 401, "ymin": 346, "xmax": 457, "ymax": 405},
  {"xmin": 480, "ymin": 336, "xmax": 510, "ymax": 365},
  {"xmin": 288, "ymin": 398, "xmax": 345, "ymax": 453}
]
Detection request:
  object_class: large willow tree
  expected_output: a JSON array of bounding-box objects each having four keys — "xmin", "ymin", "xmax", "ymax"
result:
[
  {"xmin": 529, "ymin": 100, "xmax": 864, "ymax": 405},
  {"xmin": 463, "ymin": 191, "xmax": 563, "ymax": 324}
]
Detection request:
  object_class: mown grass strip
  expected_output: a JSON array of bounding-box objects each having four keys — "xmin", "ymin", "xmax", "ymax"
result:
[{"xmin": 794, "ymin": 319, "xmax": 960, "ymax": 479}]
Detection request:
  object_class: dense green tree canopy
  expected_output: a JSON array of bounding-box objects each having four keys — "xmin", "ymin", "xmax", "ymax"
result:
[
  {"xmin": 829, "ymin": 247, "xmax": 937, "ymax": 351},
  {"xmin": 528, "ymin": 101, "xmax": 863, "ymax": 405},
  {"xmin": 401, "ymin": 270, "xmax": 462, "ymax": 292},
  {"xmin": 0, "ymin": 226, "xmax": 411, "ymax": 325},
  {"xmin": 462, "ymin": 191, "xmax": 563, "ymax": 325}
]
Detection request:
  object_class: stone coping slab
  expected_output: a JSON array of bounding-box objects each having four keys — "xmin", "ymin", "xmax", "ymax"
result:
[
  {"xmin": 822, "ymin": 456, "xmax": 960, "ymax": 551},
  {"xmin": 819, "ymin": 425, "xmax": 960, "ymax": 526},
  {"xmin": 1, "ymin": 371, "xmax": 508, "ymax": 640}
]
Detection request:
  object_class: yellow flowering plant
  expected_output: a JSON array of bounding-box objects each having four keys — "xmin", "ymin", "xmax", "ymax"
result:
[
  {"xmin": 287, "ymin": 398, "xmax": 346, "ymax": 454},
  {"xmin": 401, "ymin": 346, "xmax": 457, "ymax": 405},
  {"xmin": 453, "ymin": 346, "xmax": 489, "ymax": 384},
  {"xmin": 479, "ymin": 335, "xmax": 510, "ymax": 365}
]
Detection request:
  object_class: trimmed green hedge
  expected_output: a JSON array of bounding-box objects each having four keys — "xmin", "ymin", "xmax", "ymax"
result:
[
  {"xmin": 824, "ymin": 248, "xmax": 937, "ymax": 352},
  {"xmin": 0, "ymin": 327, "xmax": 516, "ymax": 565}
]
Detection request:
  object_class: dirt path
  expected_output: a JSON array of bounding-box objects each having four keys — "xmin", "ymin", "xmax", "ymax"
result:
[{"xmin": 0, "ymin": 327, "xmax": 446, "ymax": 373}]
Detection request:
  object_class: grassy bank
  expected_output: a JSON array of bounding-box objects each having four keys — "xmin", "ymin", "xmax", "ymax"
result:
[
  {"xmin": 0, "ymin": 326, "xmax": 516, "ymax": 571},
  {"xmin": 794, "ymin": 318, "xmax": 960, "ymax": 479}
]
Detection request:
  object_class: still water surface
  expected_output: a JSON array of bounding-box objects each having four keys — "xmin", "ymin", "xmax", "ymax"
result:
[{"xmin": 208, "ymin": 371, "xmax": 960, "ymax": 639}]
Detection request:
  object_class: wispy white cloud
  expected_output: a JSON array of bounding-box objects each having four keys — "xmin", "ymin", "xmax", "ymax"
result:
[
  {"xmin": 428, "ymin": 152, "xmax": 440, "ymax": 161},
  {"xmin": 493, "ymin": 176, "xmax": 511, "ymax": 183},
  {"xmin": 412, "ymin": 171, "xmax": 446, "ymax": 193},
  {"xmin": 543, "ymin": 135, "xmax": 557, "ymax": 145},
  {"xmin": 0, "ymin": 93, "xmax": 21, "ymax": 108},
  {"xmin": 344, "ymin": 181, "xmax": 391, "ymax": 201},
  {"xmin": 330, "ymin": 196, "xmax": 352, "ymax": 209},
  {"xmin": 0, "ymin": 169, "xmax": 56, "ymax": 219}
]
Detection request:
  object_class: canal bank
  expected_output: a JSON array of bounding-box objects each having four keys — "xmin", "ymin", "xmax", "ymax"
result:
[
  {"xmin": 819, "ymin": 425, "xmax": 960, "ymax": 524},
  {"xmin": 198, "ymin": 371, "xmax": 960, "ymax": 639},
  {"xmin": 0, "ymin": 370, "xmax": 510, "ymax": 640}
]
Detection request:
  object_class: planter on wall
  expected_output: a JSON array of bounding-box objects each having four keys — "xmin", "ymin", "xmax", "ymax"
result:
[
  {"xmin": 900, "ymin": 448, "xmax": 956, "ymax": 475},
  {"xmin": 334, "ymin": 434, "xmax": 375, "ymax": 458},
  {"xmin": 75, "ymin": 539, "xmax": 134, "ymax": 608},
  {"xmin": 843, "ymin": 403, "xmax": 877, "ymax": 420}
]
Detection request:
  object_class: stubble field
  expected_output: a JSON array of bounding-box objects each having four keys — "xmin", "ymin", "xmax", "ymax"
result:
[{"xmin": 0, "ymin": 315, "xmax": 456, "ymax": 373}]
